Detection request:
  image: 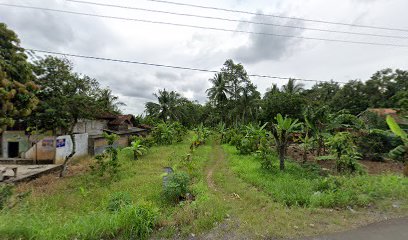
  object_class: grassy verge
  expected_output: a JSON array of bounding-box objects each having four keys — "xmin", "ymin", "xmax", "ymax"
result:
[
  {"xmin": 207, "ymin": 144, "xmax": 408, "ymax": 238},
  {"xmin": 0, "ymin": 137, "xmax": 222, "ymax": 239}
]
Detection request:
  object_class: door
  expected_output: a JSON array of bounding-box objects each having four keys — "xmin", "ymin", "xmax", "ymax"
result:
[{"xmin": 8, "ymin": 142, "xmax": 19, "ymax": 158}]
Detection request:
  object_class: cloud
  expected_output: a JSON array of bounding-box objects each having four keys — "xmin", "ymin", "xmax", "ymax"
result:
[{"xmin": 232, "ymin": 13, "xmax": 305, "ymax": 63}]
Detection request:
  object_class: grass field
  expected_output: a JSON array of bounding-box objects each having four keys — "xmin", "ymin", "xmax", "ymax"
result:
[{"xmin": 0, "ymin": 138, "xmax": 407, "ymax": 239}]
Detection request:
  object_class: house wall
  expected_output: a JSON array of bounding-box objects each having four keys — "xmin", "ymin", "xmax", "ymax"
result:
[
  {"xmin": 73, "ymin": 119, "xmax": 109, "ymax": 136},
  {"xmin": 23, "ymin": 136, "xmax": 56, "ymax": 162},
  {"xmin": 55, "ymin": 133, "xmax": 89, "ymax": 164},
  {"xmin": 1, "ymin": 131, "xmax": 30, "ymax": 158},
  {"xmin": 89, "ymin": 134, "xmax": 129, "ymax": 155}
]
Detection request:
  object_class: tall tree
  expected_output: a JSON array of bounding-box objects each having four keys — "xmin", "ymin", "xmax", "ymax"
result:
[
  {"xmin": 0, "ymin": 23, "xmax": 39, "ymax": 133},
  {"xmin": 147, "ymin": 89, "xmax": 185, "ymax": 122},
  {"xmin": 221, "ymin": 59, "xmax": 249, "ymax": 102},
  {"xmin": 206, "ymin": 73, "xmax": 230, "ymax": 107},
  {"xmin": 281, "ymin": 79, "xmax": 304, "ymax": 94}
]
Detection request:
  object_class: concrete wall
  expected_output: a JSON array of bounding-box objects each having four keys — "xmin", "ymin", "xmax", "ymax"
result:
[
  {"xmin": 89, "ymin": 134, "xmax": 129, "ymax": 155},
  {"xmin": 1, "ymin": 131, "xmax": 30, "ymax": 158},
  {"xmin": 23, "ymin": 136, "xmax": 56, "ymax": 161},
  {"xmin": 55, "ymin": 133, "xmax": 89, "ymax": 164},
  {"xmin": 73, "ymin": 119, "xmax": 109, "ymax": 136}
]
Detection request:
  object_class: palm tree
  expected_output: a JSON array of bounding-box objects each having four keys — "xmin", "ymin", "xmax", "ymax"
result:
[
  {"xmin": 264, "ymin": 84, "xmax": 280, "ymax": 100},
  {"xmin": 282, "ymin": 79, "xmax": 304, "ymax": 94},
  {"xmin": 154, "ymin": 89, "xmax": 184, "ymax": 122},
  {"xmin": 240, "ymin": 82, "xmax": 261, "ymax": 124},
  {"xmin": 206, "ymin": 73, "xmax": 230, "ymax": 107}
]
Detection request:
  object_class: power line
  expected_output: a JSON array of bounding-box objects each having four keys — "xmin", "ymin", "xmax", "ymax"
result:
[
  {"xmin": 145, "ymin": 0, "xmax": 408, "ymax": 33},
  {"xmin": 67, "ymin": 0, "xmax": 408, "ymax": 40},
  {"xmin": 2, "ymin": 3, "xmax": 408, "ymax": 48},
  {"xmin": 26, "ymin": 48, "xmax": 346, "ymax": 84}
]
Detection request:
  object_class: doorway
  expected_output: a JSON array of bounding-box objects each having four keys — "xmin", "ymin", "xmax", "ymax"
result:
[{"xmin": 7, "ymin": 142, "xmax": 19, "ymax": 158}]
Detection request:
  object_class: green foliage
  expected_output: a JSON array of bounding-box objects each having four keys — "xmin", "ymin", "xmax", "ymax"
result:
[
  {"xmin": 0, "ymin": 185, "xmax": 13, "ymax": 210},
  {"xmin": 107, "ymin": 192, "xmax": 132, "ymax": 212},
  {"xmin": 386, "ymin": 116, "xmax": 408, "ymax": 161},
  {"xmin": 224, "ymin": 145, "xmax": 408, "ymax": 208},
  {"xmin": 0, "ymin": 23, "xmax": 39, "ymax": 132},
  {"xmin": 92, "ymin": 133, "xmax": 120, "ymax": 177},
  {"xmin": 270, "ymin": 114, "xmax": 302, "ymax": 170},
  {"xmin": 123, "ymin": 140, "xmax": 147, "ymax": 160},
  {"xmin": 326, "ymin": 132, "xmax": 365, "ymax": 174},
  {"xmin": 118, "ymin": 204, "xmax": 158, "ymax": 240},
  {"xmin": 262, "ymin": 92, "xmax": 304, "ymax": 121},
  {"xmin": 29, "ymin": 56, "xmax": 119, "ymax": 133},
  {"xmin": 163, "ymin": 172, "xmax": 190, "ymax": 203},
  {"xmin": 256, "ymin": 137, "xmax": 274, "ymax": 170},
  {"xmin": 190, "ymin": 123, "xmax": 210, "ymax": 150},
  {"xmin": 152, "ymin": 122, "xmax": 186, "ymax": 145},
  {"xmin": 356, "ymin": 130, "xmax": 401, "ymax": 161}
]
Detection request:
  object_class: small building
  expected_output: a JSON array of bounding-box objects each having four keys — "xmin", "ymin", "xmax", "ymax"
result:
[{"xmin": 82, "ymin": 114, "xmax": 149, "ymax": 155}]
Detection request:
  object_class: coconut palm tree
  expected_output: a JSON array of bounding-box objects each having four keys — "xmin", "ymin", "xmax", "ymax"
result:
[
  {"xmin": 154, "ymin": 89, "xmax": 184, "ymax": 122},
  {"xmin": 282, "ymin": 79, "xmax": 304, "ymax": 94},
  {"xmin": 206, "ymin": 73, "xmax": 230, "ymax": 107}
]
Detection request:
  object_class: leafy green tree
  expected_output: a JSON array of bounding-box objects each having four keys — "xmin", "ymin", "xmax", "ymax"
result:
[
  {"xmin": 0, "ymin": 23, "xmax": 39, "ymax": 133},
  {"xmin": 29, "ymin": 56, "xmax": 119, "ymax": 177},
  {"xmin": 262, "ymin": 92, "xmax": 304, "ymax": 121},
  {"xmin": 330, "ymin": 80, "xmax": 369, "ymax": 115},
  {"xmin": 221, "ymin": 59, "xmax": 249, "ymax": 102},
  {"xmin": 240, "ymin": 82, "xmax": 261, "ymax": 124},
  {"xmin": 270, "ymin": 114, "xmax": 301, "ymax": 170},
  {"xmin": 30, "ymin": 56, "xmax": 110, "ymax": 134},
  {"xmin": 303, "ymin": 81, "xmax": 340, "ymax": 107}
]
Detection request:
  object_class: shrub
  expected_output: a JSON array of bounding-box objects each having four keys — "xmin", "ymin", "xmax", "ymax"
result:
[
  {"xmin": 118, "ymin": 204, "xmax": 158, "ymax": 240},
  {"xmin": 92, "ymin": 132, "xmax": 120, "ymax": 177},
  {"xmin": 107, "ymin": 192, "xmax": 132, "ymax": 212},
  {"xmin": 152, "ymin": 122, "xmax": 175, "ymax": 145},
  {"xmin": 163, "ymin": 172, "xmax": 190, "ymax": 203},
  {"xmin": 356, "ymin": 130, "xmax": 401, "ymax": 161},
  {"xmin": 326, "ymin": 132, "xmax": 365, "ymax": 174}
]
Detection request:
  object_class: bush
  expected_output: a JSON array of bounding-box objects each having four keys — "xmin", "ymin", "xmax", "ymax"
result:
[
  {"xmin": 163, "ymin": 172, "xmax": 190, "ymax": 203},
  {"xmin": 356, "ymin": 131, "xmax": 402, "ymax": 161},
  {"xmin": 107, "ymin": 192, "xmax": 132, "ymax": 212},
  {"xmin": 118, "ymin": 204, "xmax": 158, "ymax": 240}
]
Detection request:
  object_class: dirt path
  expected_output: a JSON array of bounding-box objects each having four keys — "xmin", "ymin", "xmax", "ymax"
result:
[{"xmin": 302, "ymin": 217, "xmax": 408, "ymax": 240}]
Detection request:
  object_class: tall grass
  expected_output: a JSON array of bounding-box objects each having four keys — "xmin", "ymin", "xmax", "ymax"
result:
[{"xmin": 223, "ymin": 145, "xmax": 408, "ymax": 208}]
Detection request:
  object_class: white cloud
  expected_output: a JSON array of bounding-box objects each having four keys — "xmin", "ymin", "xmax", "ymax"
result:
[{"xmin": 0, "ymin": 0, "xmax": 407, "ymax": 115}]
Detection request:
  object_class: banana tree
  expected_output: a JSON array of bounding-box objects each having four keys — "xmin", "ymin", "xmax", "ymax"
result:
[
  {"xmin": 124, "ymin": 140, "xmax": 147, "ymax": 160},
  {"xmin": 270, "ymin": 114, "xmax": 302, "ymax": 170},
  {"xmin": 386, "ymin": 115, "xmax": 408, "ymax": 161}
]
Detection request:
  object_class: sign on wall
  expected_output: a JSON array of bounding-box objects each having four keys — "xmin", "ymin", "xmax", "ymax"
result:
[
  {"xmin": 42, "ymin": 139, "xmax": 54, "ymax": 148},
  {"xmin": 56, "ymin": 139, "xmax": 66, "ymax": 148}
]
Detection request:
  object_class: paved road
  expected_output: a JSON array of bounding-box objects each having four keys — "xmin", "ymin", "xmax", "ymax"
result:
[{"xmin": 303, "ymin": 217, "xmax": 408, "ymax": 240}]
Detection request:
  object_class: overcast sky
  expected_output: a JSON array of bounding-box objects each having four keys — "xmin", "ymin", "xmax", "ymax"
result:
[{"xmin": 1, "ymin": 0, "xmax": 407, "ymax": 115}]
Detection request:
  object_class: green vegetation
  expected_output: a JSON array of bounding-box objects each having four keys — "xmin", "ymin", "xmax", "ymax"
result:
[
  {"xmin": 223, "ymin": 145, "xmax": 408, "ymax": 208},
  {"xmin": 1, "ymin": 21, "xmax": 408, "ymax": 240}
]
